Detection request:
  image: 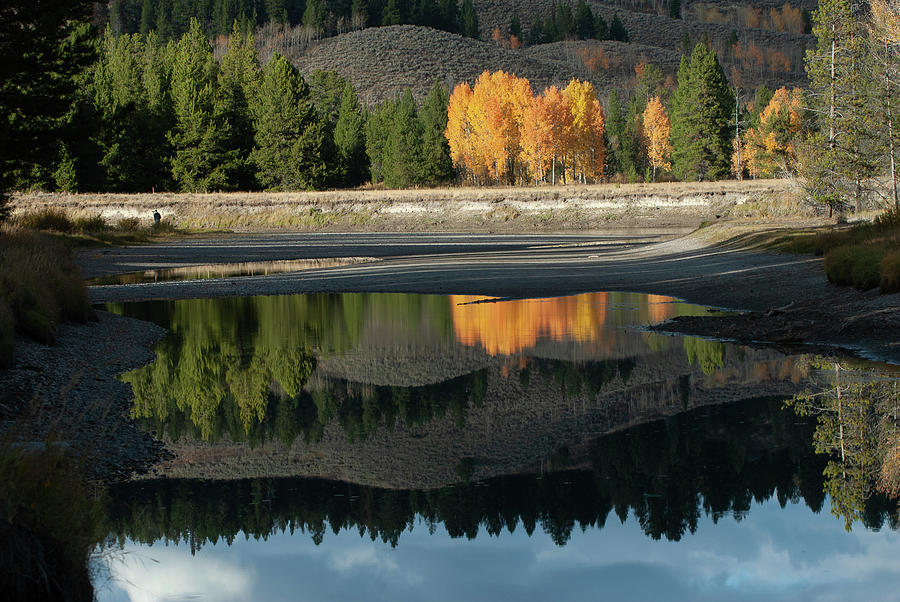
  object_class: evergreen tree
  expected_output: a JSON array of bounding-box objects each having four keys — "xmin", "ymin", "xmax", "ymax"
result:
[
  {"xmin": 605, "ymin": 89, "xmax": 625, "ymax": 175},
  {"xmin": 365, "ymin": 99, "xmax": 394, "ymax": 183},
  {"xmin": 217, "ymin": 23, "xmax": 260, "ymax": 190},
  {"xmin": 334, "ymin": 82, "xmax": 369, "ymax": 186},
  {"xmin": 140, "ymin": 0, "xmax": 156, "ymax": 35},
  {"xmin": 555, "ymin": 3, "xmax": 574, "ymax": 40},
  {"xmin": 802, "ymin": 0, "xmax": 880, "ymax": 214},
  {"xmin": 419, "ymin": 82, "xmax": 454, "ymax": 185},
  {"xmin": 308, "ymin": 69, "xmax": 350, "ymax": 126},
  {"xmin": 670, "ymin": 42, "xmax": 734, "ymax": 181},
  {"xmin": 460, "ymin": 0, "xmax": 479, "ymax": 39},
  {"xmin": 574, "ymin": 0, "xmax": 594, "ymax": 40},
  {"xmin": 383, "ymin": 89, "xmax": 424, "ymax": 188},
  {"xmin": 509, "ymin": 16, "xmax": 522, "ymax": 40},
  {"xmin": 0, "ymin": 0, "xmax": 96, "ymax": 202},
  {"xmin": 609, "ymin": 14, "xmax": 628, "ymax": 42},
  {"xmin": 251, "ymin": 54, "xmax": 331, "ymax": 190},
  {"xmin": 168, "ymin": 18, "xmax": 236, "ymax": 191},
  {"xmin": 437, "ymin": 0, "xmax": 459, "ymax": 33}
]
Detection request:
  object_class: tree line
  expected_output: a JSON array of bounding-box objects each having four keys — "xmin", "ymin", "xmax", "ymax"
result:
[
  {"xmin": 18, "ymin": 19, "xmax": 457, "ymax": 194},
  {"xmin": 102, "ymin": 397, "xmax": 875, "ymax": 551},
  {"xmin": 107, "ymin": 0, "xmax": 480, "ymax": 41}
]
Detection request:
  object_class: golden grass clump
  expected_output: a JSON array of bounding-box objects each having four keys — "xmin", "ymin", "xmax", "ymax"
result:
[{"xmin": 0, "ymin": 228, "xmax": 95, "ymax": 366}]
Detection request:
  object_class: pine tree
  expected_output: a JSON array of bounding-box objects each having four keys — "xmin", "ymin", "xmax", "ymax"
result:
[
  {"xmin": 168, "ymin": 18, "xmax": 236, "ymax": 191},
  {"xmin": 383, "ymin": 89, "xmax": 424, "ymax": 188},
  {"xmin": 460, "ymin": 0, "xmax": 479, "ymax": 39},
  {"xmin": 251, "ymin": 54, "xmax": 331, "ymax": 190},
  {"xmin": 217, "ymin": 23, "xmax": 260, "ymax": 190},
  {"xmin": 803, "ymin": 0, "xmax": 880, "ymax": 214},
  {"xmin": 334, "ymin": 82, "xmax": 369, "ymax": 186},
  {"xmin": 365, "ymin": 98, "xmax": 395, "ymax": 183},
  {"xmin": 670, "ymin": 42, "xmax": 734, "ymax": 181},
  {"xmin": 574, "ymin": 0, "xmax": 595, "ymax": 40},
  {"xmin": 0, "ymin": 0, "xmax": 96, "ymax": 203},
  {"xmin": 419, "ymin": 81, "xmax": 454, "ymax": 185}
]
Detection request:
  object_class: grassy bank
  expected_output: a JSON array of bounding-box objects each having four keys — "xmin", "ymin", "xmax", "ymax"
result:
[
  {"xmin": 0, "ymin": 226, "xmax": 96, "ymax": 367},
  {"xmin": 796, "ymin": 210, "xmax": 900, "ymax": 293},
  {"xmin": 0, "ymin": 444, "xmax": 101, "ymax": 601}
]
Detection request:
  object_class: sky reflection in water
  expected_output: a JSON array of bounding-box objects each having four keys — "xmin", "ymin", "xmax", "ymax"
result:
[
  {"xmin": 99, "ymin": 291, "xmax": 900, "ymax": 600},
  {"xmin": 98, "ymin": 498, "xmax": 900, "ymax": 602}
]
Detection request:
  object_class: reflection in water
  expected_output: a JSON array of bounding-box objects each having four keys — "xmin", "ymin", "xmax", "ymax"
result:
[
  {"xmin": 449, "ymin": 293, "xmax": 708, "ymax": 356},
  {"xmin": 105, "ymin": 398, "xmax": 830, "ymax": 550},
  {"xmin": 86, "ymin": 257, "xmax": 375, "ymax": 286},
  {"xmin": 786, "ymin": 361, "xmax": 900, "ymax": 530},
  {"xmin": 109, "ymin": 293, "xmax": 796, "ymax": 457},
  {"xmin": 99, "ymin": 293, "xmax": 900, "ymax": 599}
]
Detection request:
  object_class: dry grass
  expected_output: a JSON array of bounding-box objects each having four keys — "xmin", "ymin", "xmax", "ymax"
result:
[
  {"xmin": 0, "ymin": 443, "xmax": 101, "ymax": 601},
  {"xmin": 0, "ymin": 228, "xmax": 95, "ymax": 366},
  {"xmin": 10, "ymin": 180, "xmax": 796, "ymax": 232}
]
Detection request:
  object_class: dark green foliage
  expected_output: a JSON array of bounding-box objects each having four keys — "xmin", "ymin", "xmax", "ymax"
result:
[
  {"xmin": 334, "ymin": 83, "xmax": 369, "ymax": 186},
  {"xmin": 573, "ymin": 0, "xmax": 594, "ymax": 40},
  {"xmin": 383, "ymin": 90, "xmax": 424, "ymax": 188},
  {"xmin": 418, "ymin": 82, "xmax": 454, "ymax": 185},
  {"xmin": 670, "ymin": 43, "xmax": 734, "ymax": 181},
  {"xmin": 168, "ymin": 19, "xmax": 237, "ymax": 191},
  {"xmin": 669, "ymin": 0, "xmax": 681, "ymax": 19},
  {"xmin": 0, "ymin": 0, "xmax": 96, "ymax": 202},
  {"xmin": 555, "ymin": 3, "xmax": 574, "ymax": 40},
  {"xmin": 460, "ymin": 0, "xmax": 479, "ymax": 39},
  {"xmin": 308, "ymin": 69, "xmax": 349, "ymax": 126},
  {"xmin": 509, "ymin": 15, "xmax": 522, "ymax": 40},
  {"xmin": 217, "ymin": 24, "xmax": 260, "ymax": 190},
  {"xmin": 609, "ymin": 14, "xmax": 628, "ymax": 42},
  {"xmin": 750, "ymin": 84, "xmax": 774, "ymax": 129},
  {"xmin": 250, "ymin": 54, "xmax": 332, "ymax": 190}
]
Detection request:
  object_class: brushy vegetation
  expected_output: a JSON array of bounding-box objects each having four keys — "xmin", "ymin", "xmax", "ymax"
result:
[
  {"xmin": 778, "ymin": 208, "xmax": 900, "ymax": 293},
  {"xmin": 0, "ymin": 444, "xmax": 101, "ymax": 601},
  {"xmin": 0, "ymin": 228, "xmax": 95, "ymax": 367}
]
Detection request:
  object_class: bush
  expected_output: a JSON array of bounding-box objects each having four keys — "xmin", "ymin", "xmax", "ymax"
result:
[
  {"xmin": 73, "ymin": 214, "xmax": 108, "ymax": 232},
  {"xmin": 882, "ymin": 251, "xmax": 900, "ymax": 293},
  {"xmin": 824, "ymin": 245, "xmax": 884, "ymax": 290},
  {"xmin": 19, "ymin": 208, "xmax": 74, "ymax": 233},
  {"xmin": 116, "ymin": 216, "xmax": 141, "ymax": 231}
]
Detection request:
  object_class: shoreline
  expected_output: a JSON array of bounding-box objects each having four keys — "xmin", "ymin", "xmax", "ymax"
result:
[{"xmin": 2, "ymin": 220, "xmax": 897, "ymax": 482}]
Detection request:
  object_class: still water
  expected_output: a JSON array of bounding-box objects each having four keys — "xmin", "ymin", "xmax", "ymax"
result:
[{"xmin": 97, "ymin": 292, "xmax": 900, "ymax": 601}]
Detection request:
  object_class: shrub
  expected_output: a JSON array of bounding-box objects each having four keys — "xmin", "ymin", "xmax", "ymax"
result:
[
  {"xmin": 824, "ymin": 245, "xmax": 884, "ymax": 290},
  {"xmin": 73, "ymin": 214, "xmax": 108, "ymax": 232},
  {"xmin": 875, "ymin": 206, "xmax": 900, "ymax": 227},
  {"xmin": 19, "ymin": 208, "xmax": 74, "ymax": 233},
  {"xmin": 881, "ymin": 251, "xmax": 900, "ymax": 293},
  {"xmin": 116, "ymin": 216, "xmax": 141, "ymax": 231}
]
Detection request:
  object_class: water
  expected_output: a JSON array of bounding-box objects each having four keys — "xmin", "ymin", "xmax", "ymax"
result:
[{"xmin": 96, "ymin": 292, "xmax": 900, "ymax": 601}]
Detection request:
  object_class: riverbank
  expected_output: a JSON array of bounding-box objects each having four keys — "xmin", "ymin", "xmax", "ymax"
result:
[{"xmin": 10, "ymin": 179, "xmax": 797, "ymax": 232}]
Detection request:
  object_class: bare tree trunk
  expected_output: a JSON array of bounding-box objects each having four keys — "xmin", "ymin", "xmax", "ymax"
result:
[
  {"xmin": 735, "ymin": 86, "xmax": 742, "ymax": 181},
  {"xmin": 887, "ymin": 43, "xmax": 899, "ymax": 210}
]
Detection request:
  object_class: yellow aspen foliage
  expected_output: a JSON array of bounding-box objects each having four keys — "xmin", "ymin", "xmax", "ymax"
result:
[
  {"xmin": 740, "ymin": 86, "xmax": 803, "ymax": 178},
  {"xmin": 642, "ymin": 96, "xmax": 672, "ymax": 181},
  {"xmin": 563, "ymin": 79, "xmax": 606, "ymax": 183},
  {"xmin": 445, "ymin": 71, "xmax": 606, "ymax": 185}
]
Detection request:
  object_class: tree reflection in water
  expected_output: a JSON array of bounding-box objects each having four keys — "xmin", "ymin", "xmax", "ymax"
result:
[{"xmin": 785, "ymin": 360, "xmax": 900, "ymax": 530}]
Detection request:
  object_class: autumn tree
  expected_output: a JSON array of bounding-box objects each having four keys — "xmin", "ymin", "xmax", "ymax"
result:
[
  {"xmin": 642, "ymin": 96, "xmax": 672, "ymax": 181},
  {"xmin": 564, "ymin": 79, "xmax": 606, "ymax": 183},
  {"xmin": 740, "ymin": 87, "xmax": 803, "ymax": 178}
]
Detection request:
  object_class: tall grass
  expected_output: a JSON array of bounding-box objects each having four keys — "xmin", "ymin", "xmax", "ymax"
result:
[
  {"xmin": 0, "ymin": 228, "xmax": 95, "ymax": 367},
  {"xmin": 0, "ymin": 444, "xmax": 102, "ymax": 601}
]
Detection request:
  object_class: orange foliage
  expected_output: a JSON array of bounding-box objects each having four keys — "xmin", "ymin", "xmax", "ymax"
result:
[
  {"xmin": 447, "ymin": 71, "xmax": 607, "ymax": 185},
  {"xmin": 739, "ymin": 87, "xmax": 803, "ymax": 178},
  {"xmin": 579, "ymin": 47, "xmax": 610, "ymax": 73},
  {"xmin": 449, "ymin": 292, "xmax": 681, "ymax": 356},
  {"xmin": 642, "ymin": 96, "xmax": 672, "ymax": 180}
]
